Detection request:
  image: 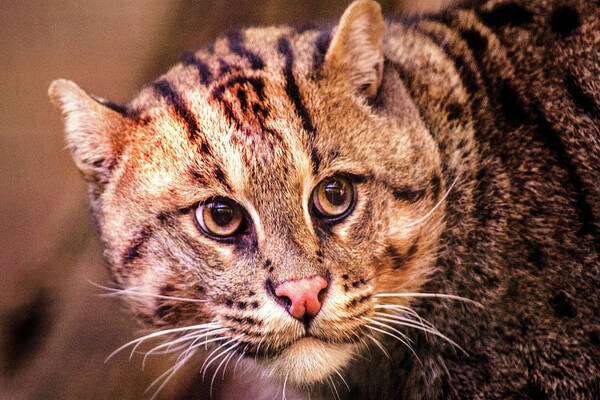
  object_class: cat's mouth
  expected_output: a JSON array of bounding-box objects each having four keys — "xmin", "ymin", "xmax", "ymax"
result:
[{"xmin": 255, "ymin": 336, "xmax": 358, "ymax": 385}]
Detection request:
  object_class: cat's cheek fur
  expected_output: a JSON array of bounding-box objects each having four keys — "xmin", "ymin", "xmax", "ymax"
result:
[{"xmin": 257, "ymin": 339, "xmax": 357, "ymax": 385}]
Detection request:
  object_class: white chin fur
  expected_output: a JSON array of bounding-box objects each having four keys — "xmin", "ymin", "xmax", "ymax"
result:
[{"xmin": 258, "ymin": 338, "xmax": 356, "ymax": 386}]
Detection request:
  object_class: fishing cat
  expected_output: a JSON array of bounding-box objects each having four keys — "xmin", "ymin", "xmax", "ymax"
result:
[{"xmin": 49, "ymin": 0, "xmax": 600, "ymax": 398}]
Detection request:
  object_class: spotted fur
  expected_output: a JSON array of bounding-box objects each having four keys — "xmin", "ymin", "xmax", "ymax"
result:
[{"xmin": 49, "ymin": 0, "xmax": 599, "ymax": 398}]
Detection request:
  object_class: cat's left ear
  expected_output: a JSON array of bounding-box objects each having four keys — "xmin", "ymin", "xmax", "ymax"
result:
[
  {"xmin": 48, "ymin": 79, "xmax": 128, "ymax": 186},
  {"xmin": 324, "ymin": 0, "xmax": 384, "ymax": 101}
]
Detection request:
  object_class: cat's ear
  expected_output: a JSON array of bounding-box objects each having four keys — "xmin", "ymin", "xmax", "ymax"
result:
[
  {"xmin": 324, "ymin": 0, "xmax": 384, "ymax": 101},
  {"xmin": 49, "ymin": 79, "xmax": 127, "ymax": 185}
]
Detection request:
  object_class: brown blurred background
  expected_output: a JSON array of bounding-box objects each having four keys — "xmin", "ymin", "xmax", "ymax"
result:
[{"xmin": 0, "ymin": 1, "xmax": 455, "ymax": 398}]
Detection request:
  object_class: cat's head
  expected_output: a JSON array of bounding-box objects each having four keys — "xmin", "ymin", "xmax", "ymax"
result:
[{"xmin": 50, "ymin": 0, "xmax": 445, "ymax": 387}]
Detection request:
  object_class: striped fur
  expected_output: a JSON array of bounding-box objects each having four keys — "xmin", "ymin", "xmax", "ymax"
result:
[{"xmin": 49, "ymin": 0, "xmax": 599, "ymax": 398}]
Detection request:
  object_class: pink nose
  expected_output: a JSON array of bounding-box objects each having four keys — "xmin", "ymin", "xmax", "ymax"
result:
[{"xmin": 274, "ymin": 275, "xmax": 329, "ymax": 320}]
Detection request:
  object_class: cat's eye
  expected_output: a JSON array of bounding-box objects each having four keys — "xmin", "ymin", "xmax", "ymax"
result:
[
  {"xmin": 195, "ymin": 197, "xmax": 244, "ymax": 238},
  {"xmin": 311, "ymin": 176, "xmax": 355, "ymax": 219}
]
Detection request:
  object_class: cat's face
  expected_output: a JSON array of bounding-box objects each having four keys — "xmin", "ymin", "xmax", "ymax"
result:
[{"xmin": 50, "ymin": 0, "xmax": 445, "ymax": 387}]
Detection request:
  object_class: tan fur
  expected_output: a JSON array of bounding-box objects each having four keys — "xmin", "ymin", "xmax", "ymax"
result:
[{"xmin": 50, "ymin": 0, "xmax": 600, "ymax": 398}]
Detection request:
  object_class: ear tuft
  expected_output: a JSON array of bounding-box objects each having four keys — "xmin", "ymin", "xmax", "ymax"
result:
[
  {"xmin": 324, "ymin": 0, "xmax": 384, "ymax": 100},
  {"xmin": 49, "ymin": 79, "xmax": 127, "ymax": 184}
]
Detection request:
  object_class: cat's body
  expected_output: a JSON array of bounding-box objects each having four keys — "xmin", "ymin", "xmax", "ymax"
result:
[{"xmin": 50, "ymin": 0, "xmax": 599, "ymax": 398}]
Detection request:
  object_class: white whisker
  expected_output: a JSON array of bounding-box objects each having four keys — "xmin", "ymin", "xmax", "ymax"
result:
[
  {"xmin": 210, "ymin": 343, "xmax": 240, "ymax": 397},
  {"xmin": 143, "ymin": 328, "xmax": 229, "ymax": 367},
  {"xmin": 105, "ymin": 322, "xmax": 220, "ymax": 362},
  {"xmin": 282, "ymin": 372, "xmax": 289, "ymax": 400},
  {"xmin": 365, "ymin": 333, "xmax": 390, "ymax": 359},
  {"xmin": 406, "ymin": 176, "xmax": 457, "ymax": 228},
  {"xmin": 372, "ymin": 315, "xmax": 466, "ymax": 355},
  {"xmin": 363, "ymin": 322, "xmax": 419, "ymax": 362},
  {"xmin": 201, "ymin": 334, "xmax": 244, "ymax": 379},
  {"xmin": 233, "ymin": 345, "xmax": 248, "ymax": 375},
  {"xmin": 374, "ymin": 292, "xmax": 483, "ymax": 307},
  {"xmin": 88, "ymin": 280, "xmax": 207, "ymax": 303},
  {"xmin": 146, "ymin": 348, "xmax": 197, "ymax": 400},
  {"xmin": 334, "ymin": 369, "xmax": 350, "ymax": 391},
  {"xmin": 328, "ymin": 376, "xmax": 341, "ymax": 400}
]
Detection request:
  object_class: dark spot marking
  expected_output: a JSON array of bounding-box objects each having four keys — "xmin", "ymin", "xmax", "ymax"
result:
[
  {"xmin": 360, "ymin": 278, "xmax": 366, "ymax": 285},
  {"xmin": 122, "ymin": 225, "xmax": 152, "ymax": 267},
  {"xmin": 269, "ymin": 266, "xmax": 274, "ymax": 273},
  {"xmin": 195, "ymin": 285, "xmax": 205, "ymax": 293},
  {"xmin": 226, "ymin": 30, "xmax": 264, "ymax": 69},
  {"xmin": 316, "ymin": 250, "xmax": 324, "ymax": 258},
  {"xmin": 549, "ymin": 292, "xmax": 576, "ymax": 318},
  {"xmin": 264, "ymin": 259, "xmax": 272, "ymax": 269},
  {"xmin": 161, "ymin": 284, "xmax": 175, "ymax": 294},
  {"xmin": 498, "ymin": 82, "xmax": 529, "ymax": 125},
  {"xmin": 226, "ymin": 299, "xmax": 234, "ymax": 307},
  {"xmin": 277, "ymin": 37, "xmax": 315, "ymax": 136},
  {"xmin": 446, "ymin": 102, "xmax": 463, "ymax": 120},
  {"xmin": 520, "ymin": 380, "xmax": 548, "ymax": 399},
  {"xmin": 565, "ymin": 73, "xmax": 600, "ymax": 119},
  {"xmin": 479, "ymin": 3, "xmax": 533, "ymax": 28},
  {"xmin": 4, "ymin": 290, "xmax": 52, "ymax": 372},
  {"xmin": 251, "ymin": 302, "xmax": 259, "ymax": 309},
  {"xmin": 180, "ymin": 51, "xmax": 212, "ymax": 85},
  {"xmin": 248, "ymin": 291, "xmax": 255, "ymax": 296},
  {"xmin": 311, "ymin": 148, "xmax": 322, "ymax": 174},
  {"xmin": 200, "ymin": 141, "xmax": 212, "ymax": 156},
  {"xmin": 461, "ymin": 28, "xmax": 488, "ymax": 59},
  {"xmin": 237, "ymin": 302, "xmax": 247, "ymax": 310},
  {"xmin": 550, "ymin": 6, "xmax": 580, "ymax": 37},
  {"xmin": 388, "ymin": 239, "xmax": 419, "ymax": 270},
  {"xmin": 343, "ymin": 284, "xmax": 349, "ymax": 292},
  {"xmin": 359, "ymin": 294, "xmax": 371, "ymax": 303},
  {"xmin": 152, "ymin": 79, "xmax": 200, "ymax": 141},
  {"xmin": 237, "ymin": 88, "xmax": 248, "ymax": 111},
  {"xmin": 352, "ymin": 281, "xmax": 360, "ymax": 288},
  {"xmin": 342, "ymin": 274, "xmax": 349, "ymax": 280},
  {"xmin": 392, "ymin": 186, "xmax": 426, "ymax": 203},
  {"xmin": 157, "ymin": 212, "xmax": 170, "ymax": 224},
  {"xmin": 431, "ymin": 174, "xmax": 441, "ymax": 198},
  {"xmin": 156, "ymin": 303, "xmax": 171, "ymax": 319}
]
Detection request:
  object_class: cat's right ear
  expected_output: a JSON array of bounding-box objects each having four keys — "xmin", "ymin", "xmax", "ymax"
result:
[
  {"xmin": 324, "ymin": 0, "xmax": 384, "ymax": 101},
  {"xmin": 49, "ymin": 79, "xmax": 127, "ymax": 185}
]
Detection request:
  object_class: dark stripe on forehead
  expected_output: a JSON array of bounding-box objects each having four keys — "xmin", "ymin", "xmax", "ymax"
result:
[
  {"xmin": 180, "ymin": 51, "xmax": 213, "ymax": 85},
  {"xmin": 213, "ymin": 76, "xmax": 266, "ymax": 101},
  {"xmin": 277, "ymin": 37, "xmax": 316, "ymax": 136},
  {"xmin": 227, "ymin": 30, "xmax": 265, "ymax": 70},
  {"xmin": 312, "ymin": 30, "xmax": 332, "ymax": 74},
  {"xmin": 152, "ymin": 79, "xmax": 200, "ymax": 141},
  {"xmin": 218, "ymin": 58, "xmax": 241, "ymax": 77}
]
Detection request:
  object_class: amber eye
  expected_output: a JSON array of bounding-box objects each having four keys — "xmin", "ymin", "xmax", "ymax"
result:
[
  {"xmin": 195, "ymin": 197, "xmax": 244, "ymax": 238},
  {"xmin": 311, "ymin": 176, "xmax": 355, "ymax": 219}
]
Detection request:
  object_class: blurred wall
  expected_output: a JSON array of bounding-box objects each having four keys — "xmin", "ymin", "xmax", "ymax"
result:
[{"xmin": 0, "ymin": 1, "xmax": 456, "ymax": 398}]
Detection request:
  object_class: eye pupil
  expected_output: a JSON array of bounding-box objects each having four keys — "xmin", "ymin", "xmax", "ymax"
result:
[
  {"xmin": 210, "ymin": 203, "xmax": 233, "ymax": 226},
  {"xmin": 324, "ymin": 180, "xmax": 346, "ymax": 206},
  {"xmin": 195, "ymin": 197, "xmax": 244, "ymax": 238},
  {"xmin": 312, "ymin": 176, "xmax": 355, "ymax": 219}
]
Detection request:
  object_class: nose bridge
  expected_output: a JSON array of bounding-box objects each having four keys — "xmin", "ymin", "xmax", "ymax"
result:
[{"xmin": 264, "ymin": 233, "xmax": 323, "ymax": 281}]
